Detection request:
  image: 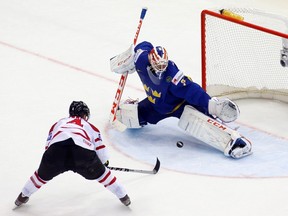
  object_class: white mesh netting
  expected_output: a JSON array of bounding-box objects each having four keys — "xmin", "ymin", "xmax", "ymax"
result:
[{"xmin": 202, "ymin": 8, "xmax": 288, "ymax": 102}]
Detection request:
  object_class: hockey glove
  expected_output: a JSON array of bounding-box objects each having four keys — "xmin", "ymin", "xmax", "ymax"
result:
[
  {"xmin": 110, "ymin": 45, "xmax": 136, "ymax": 74},
  {"xmin": 103, "ymin": 160, "xmax": 109, "ymax": 167},
  {"xmin": 208, "ymin": 97, "xmax": 240, "ymax": 123}
]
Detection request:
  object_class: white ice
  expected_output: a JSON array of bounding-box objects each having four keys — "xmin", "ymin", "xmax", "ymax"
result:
[{"xmin": 1, "ymin": 0, "xmax": 288, "ymax": 216}]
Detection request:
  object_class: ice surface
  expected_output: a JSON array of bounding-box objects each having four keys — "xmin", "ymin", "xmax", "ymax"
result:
[{"xmin": 1, "ymin": 1, "xmax": 288, "ymax": 216}]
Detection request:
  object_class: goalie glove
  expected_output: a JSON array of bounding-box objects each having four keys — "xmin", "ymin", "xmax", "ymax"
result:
[
  {"xmin": 116, "ymin": 98, "xmax": 141, "ymax": 129},
  {"xmin": 208, "ymin": 97, "xmax": 240, "ymax": 123},
  {"xmin": 110, "ymin": 44, "xmax": 136, "ymax": 74}
]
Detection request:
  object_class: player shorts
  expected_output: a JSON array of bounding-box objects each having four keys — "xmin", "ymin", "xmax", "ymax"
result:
[{"xmin": 37, "ymin": 138, "xmax": 105, "ymax": 181}]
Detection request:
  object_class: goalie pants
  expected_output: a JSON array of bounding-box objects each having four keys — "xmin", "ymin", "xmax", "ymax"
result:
[
  {"xmin": 37, "ymin": 138, "xmax": 105, "ymax": 181},
  {"xmin": 138, "ymin": 98, "xmax": 209, "ymax": 125}
]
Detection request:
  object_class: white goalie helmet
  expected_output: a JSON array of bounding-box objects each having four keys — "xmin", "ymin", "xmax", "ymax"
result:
[{"xmin": 148, "ymin": 46, "xmax": 168, "ymax": 78}]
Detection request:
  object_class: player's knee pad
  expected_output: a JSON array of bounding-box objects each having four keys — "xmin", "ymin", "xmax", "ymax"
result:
[
  {"xmin": 116, "ymin": 99, "xmax": 141, "ymax": 129},
  {"xmin": 208, "ymin": 97, "xmax": 240, "ymax": 123}
]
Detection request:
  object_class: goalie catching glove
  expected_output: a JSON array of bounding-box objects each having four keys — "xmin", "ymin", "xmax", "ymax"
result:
[
  {"xmin": 208, "ymin": 97, "xmax": 240, "ymax": 123},
  {"xmin": 110, "ymin": 44, "xmax": 136, "ymax": 74}
]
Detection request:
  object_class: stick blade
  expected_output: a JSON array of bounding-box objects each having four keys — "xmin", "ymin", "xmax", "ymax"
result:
[
  {"xmin": 153, "ymin": 157, "xmax": 161, "ymax": 174},
  {"xmin": 110, "ymin": 119, "xmax": 127, "ymax": 132}
]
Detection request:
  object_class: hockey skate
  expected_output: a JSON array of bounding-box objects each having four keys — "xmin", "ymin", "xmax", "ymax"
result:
[
  {"xmin": 119, "ymin": 194, "xmax": 131, "ymax": 206},
  {"xmin": 225, "ymin": 137, "xmax": 252, "ymax": 159},
  {"xmin": 14, "ymin": 193, "xmax": 29, "ymax": 207}
]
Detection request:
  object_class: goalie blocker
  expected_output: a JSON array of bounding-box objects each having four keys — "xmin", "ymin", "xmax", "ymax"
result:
[{"xmin": 116, "ymin": 100, "xmax": 252, "ymax": 159}]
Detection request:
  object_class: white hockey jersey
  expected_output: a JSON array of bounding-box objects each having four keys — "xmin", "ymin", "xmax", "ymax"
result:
[{"xmin": 45, "ymin": 116, "xmax": 109, "ymax": 163}]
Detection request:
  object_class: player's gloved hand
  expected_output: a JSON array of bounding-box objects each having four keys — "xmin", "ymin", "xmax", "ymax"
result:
[
  {"xmin": 103, "ymin": 160, "xmax": 109, "ymax": 167},
  {"xmin": 208, "ymin": 97, "xmax": 240, "ymax": 123}
]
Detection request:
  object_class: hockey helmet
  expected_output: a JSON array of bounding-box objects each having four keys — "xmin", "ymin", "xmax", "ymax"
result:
[
  {"xmin": 69, "ymin": 101, "xmax": 90, "ymax": 120},
  {"xmin": 148, "ymin": 46, "xmax": 168, "ymax": 78}
]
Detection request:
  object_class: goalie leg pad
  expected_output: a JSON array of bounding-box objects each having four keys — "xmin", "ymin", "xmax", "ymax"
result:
[
  {"xmin": 178, "ymin": 105, "xmax": 231, "ymax": 152},
  {"xmin": 178, "ymin": 105, "xmax": 252, "ymax": 158},
  {"xmin": 116, "ymin": 101, "xmax": 141, "ymax": 129}
]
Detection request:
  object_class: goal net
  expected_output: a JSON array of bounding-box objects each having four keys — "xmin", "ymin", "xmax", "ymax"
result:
[{"xmin": 201, "ymin": 8, "xmax": 288, "ymax": 103}]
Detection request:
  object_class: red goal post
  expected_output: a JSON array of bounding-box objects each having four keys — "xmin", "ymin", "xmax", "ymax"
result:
[{"xmin": 201, "ymin": 8, "xmax": 288, "ymax": 103}]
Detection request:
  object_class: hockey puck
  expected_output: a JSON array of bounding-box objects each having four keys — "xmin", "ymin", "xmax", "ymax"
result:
[{"xmin": 176, "ymin": 141, "xmax": 184, "ymax": 148}]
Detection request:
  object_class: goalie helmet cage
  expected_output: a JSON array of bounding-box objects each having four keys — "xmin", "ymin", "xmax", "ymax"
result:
[{"xmin": 201, "ymin": 8, "xmax": 288, "ymax": 103}]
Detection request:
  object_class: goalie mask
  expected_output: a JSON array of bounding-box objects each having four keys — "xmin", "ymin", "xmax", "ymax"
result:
[
  {"xmin": 148, "ymin": 46, "xmax": 168, "ymax": 79},
  {"xmin": 69, "ymin": 101, "xmax": 90, "ymax": 120}
]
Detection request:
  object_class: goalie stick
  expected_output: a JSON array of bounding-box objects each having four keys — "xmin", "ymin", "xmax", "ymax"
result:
[
  {"xmin": 108, "ymin": 157, "xmax": 160, "ymax": 174},
  {"xmin": 109, "ymin": 7, "xmax": 148, "ymax": 132}
]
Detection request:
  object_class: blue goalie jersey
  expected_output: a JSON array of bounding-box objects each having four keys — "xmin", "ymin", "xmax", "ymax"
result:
[{"xmin": 134, "ymin": 41, "xmax": 211, "ymax": 116}]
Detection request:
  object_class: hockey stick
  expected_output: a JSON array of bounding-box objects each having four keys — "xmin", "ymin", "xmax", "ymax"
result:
[
  {"xmin": 108, "ymin": 157, "xmax": 160, "ymax": 174},
  {"xmin": 109, "ymin": 7, "xmax": 148, "ymax": 132}
]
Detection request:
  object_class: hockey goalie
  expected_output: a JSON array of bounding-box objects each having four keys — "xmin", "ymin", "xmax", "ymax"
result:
[{"xmin": 110, "ymin": 41, "xmax": 252, "ymax": 159}]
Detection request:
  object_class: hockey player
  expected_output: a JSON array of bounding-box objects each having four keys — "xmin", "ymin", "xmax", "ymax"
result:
[
  {"xmin": 14, "ymin": 101, "xmax": 131, "ymax": 207},
  {"xmin": 111, "ymin": 41, "xmax": 252, "ymax": 159}
]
